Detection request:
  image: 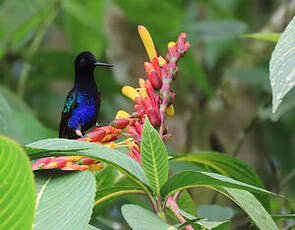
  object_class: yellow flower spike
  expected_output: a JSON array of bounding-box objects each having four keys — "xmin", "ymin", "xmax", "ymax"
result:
[
  {"xmin": 138, "ymin": 25, "xmax": 157, "ymax": 61},
  {"xmin": 139, "ymin": 78, "xmax": 146, "ymax": 88},
  {"xmin": 158, "ymin": 56, "xmax": 166, "ymax": 66},
  {"xmin": 123, "ymin": 138, "xmax": 137, "ymax": 150},
  {"xmin": 72, "ymin": 156, "xmax": 83, "ymax": 162},
  {"xmin": 104, "ymin": 138, "xmax": 134, "ymax": 149},
  {"xmin": 104, "ymin": 142, "xmax": 116, "ymax": 148},
  {"xmin": 66, "ymin": 162, "xmax": 73, "ymax": 166},
  {"xmin": 166, "ymin": 104, "xmax": 175, "ymax": 116},
  {"xmin": 116, "ymin": 110, "xmax": 130, "ymax": 119},
  {"xmin": 122, "ymin": 86, "xmax": 140, "ymax": 101},
  {"xmin": 88, "ymin": 163, "xmax": 104, "ymax": 171},
  {"xmin": 144, "ymin": 62, "xmax": 154, "ymax": 74},
  {"xmin": 139, "ymin": 88, "xmax": 148, "ymax": 98},
  {"xmin": 168, "ymin": 41, "xmax": 176, "ymax": 48}
]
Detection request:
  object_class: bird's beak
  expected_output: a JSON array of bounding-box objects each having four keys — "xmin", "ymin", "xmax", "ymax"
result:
[{"xmin": 93, "ymin": 62, "xmax": 114, "ymax": 67}]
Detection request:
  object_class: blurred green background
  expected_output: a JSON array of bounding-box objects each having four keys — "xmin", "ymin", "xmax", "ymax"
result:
[{"xmin": 1, "ymin": 0, "xmax": 295, "ymax": 229}]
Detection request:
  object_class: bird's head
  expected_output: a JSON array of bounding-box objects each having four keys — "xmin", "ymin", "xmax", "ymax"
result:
[{"xmin": 74, "ymin": 51, "xmax": 113, "ymax": 74}]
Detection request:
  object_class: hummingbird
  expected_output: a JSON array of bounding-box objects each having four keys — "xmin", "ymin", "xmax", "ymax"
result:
[{"xmin": 59, "ymin": 51, "xmax": 113, "ymax": 139}]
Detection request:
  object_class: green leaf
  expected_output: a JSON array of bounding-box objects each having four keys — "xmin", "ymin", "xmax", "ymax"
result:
[
  {"xmin": 177, "ymin": 190, "xmax": 197, "ymax": 217},
  {"xmin": 272, "ymin": 214, "xmax": 295, "ymax": 220},
  {"xmin": 121, "ymin": 204, "xmax": 174, "ymax": 230},
  {"xmin": 26, "ymin": 138, "xmax": 151, "ymax": 194},
  {"xmin": 0, "ymin": 86, "xmax": 55, "ymax": 144},
  {"xmin": 270, "ymin": 16, "xmax": 295, "ymax": 115},
  {"xmin": 178, "ymin": 218, "xmax": 230, "ymax": 230},
  {"xmin": 270, "ymin": 84, "xmax": 295, "ymax": 120},
  {"xmin": 95, "ymin": 166, "xmax": 116, "ymax": 190},
  {"xmin": 34, "ymin": 171, "xmax": 96, "ymax": 230},
  {"xmin": 174, "ymin": 208, "xmax": 230, "ymax": 230},
  {"xmin": 141, "ymin": 117, "xmax": 169, "ymax": 195},
  {"xmin": 186, "ymin": 20, "xmax": 247, "ymax": 41},
  {"xmin": 195, "ymin": 219, "xmax": 230, "ymax": 230},
  {"xmin": 222, "ymin": 188, "xmax": 279, "ymax": 230},
  {"xmin": 162, "ymin": 172, "xmax": 280, "ymax": 229},
  {"xmin": 160, "ymin": 171, "xmax": 280, "ymax": 199},
  {"xmin": 174, "ymin": 187, "xmax": 278, "ymax": 230},
  {"xmin": 87, "ymin": 225, "xmax": 101, "ymax": 230},
  {"xmin": 243, "ymin": 33, "xmax": 281, "ymax": 42},
  {"xmin": 166, "ymin": 190, "xmax": 196, "ymax": 223},
  {"xmin": 94, "ymin": 186, "xmax": 145, "ymax": 207},
  {"xmin": 170, "ymin": 153, "xmax": 264, "ymax": 188},
  {"xmin": 197, "ymin": 205, "xmax": 234, "ymax": 222},
  {"xmin": 0, "ymin": 136, "xmax": 35, "ymax": 230},
  {"xmin": 170, "ymin": 152, "xmax": 270, "ymax": 210}
]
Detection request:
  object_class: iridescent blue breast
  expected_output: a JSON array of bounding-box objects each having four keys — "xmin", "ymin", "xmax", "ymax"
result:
[{"xmin": 67, "ymin": 92, "xmax": 98, "ymax": 129}]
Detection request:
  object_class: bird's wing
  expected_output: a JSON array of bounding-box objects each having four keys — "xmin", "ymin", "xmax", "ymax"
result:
[{"xmin": 59, "ymin": 89, "xmax": 77, "ymax": 138}]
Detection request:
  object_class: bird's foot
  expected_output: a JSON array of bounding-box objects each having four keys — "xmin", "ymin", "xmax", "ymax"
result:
[{"xmin": 75, "ymin": 129, "xmax": 84, "ymax": 137}]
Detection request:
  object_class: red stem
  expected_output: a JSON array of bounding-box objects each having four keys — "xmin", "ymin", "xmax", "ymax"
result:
[{"xmin": 166, "ymin": 196, "xmax": 194, "ymax": 230}]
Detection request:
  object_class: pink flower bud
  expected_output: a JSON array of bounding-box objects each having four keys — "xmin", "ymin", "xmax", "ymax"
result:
[
  {"xmin": 77, "ymin": 137, "xmax": 91, "ymax": 142},
  {"xmin": 113, "ymin": 118, "xmax": 130, "ymax": 129},
  {"xmin": 131, "ymin": 146, "xmax": 141, "ymax": 162},
  {"xmin": 32, "ymin": 157, "xmax": 51, "ymax": 169},
  {"xmin": 148, "ymin": 71, "xmax": 162, "ymax": 89},
  {"xmin": 151, "ymin": 58, "xmax": 161, "ymax": 76},
  {"xmin": 183, "ymin": 42, "xmax": 190, "ymax": 53},
  {"xmin": 146, "ymin": 108, "xmax": 161, "ymax": 127},
  {"xmin": 144, "ymin": 62, "xmax": 155, "ymax": 74},
  {"xmin": 86, "ymin": 128, "xmax": 106, "ymax": 142},
  {"xmin": 134, "ymin": 96, "xmax": 143, "ymax": 106},
  {"xmin": 168, "ymin": 43, "xmax": 177, "ymax": 53},
  {"xmin": 61, "ymin": 163, "xmax": 88, "ymax": 171},
  {"xmin": 177, "ymin": 33, "xmax": 187, "ymax": 43},
  {"xmin": 108, "ymin": 136, "xmax": 119, "ymax": 142},
  {"xmin": 100, "ymin": 127, "xmax": 122, "ymax": 143},
  {"xmin": 134, "ymin": 120, "xmax": 143, "ymax": 135},
  {"xmin": 177, "ymin": 41, "xmax": 185, "ymax": 52},
  {"xmin": 113, "ymin": 118, "xmax": 131, "ymax": 129},
  {"xmin": 167, "ymin": 62, "xmax": 177, "ymax": 73},
  {"xmin": 77, "ymin": 158, "xmax": 96, "ymax": 165},
  {"xmin": 126, "ymin": 153, "xmax": 137, "ymax": 161},
  {"xmin": 134, "ymin": 105, "xmax": 145, "ymax": 117},
  {"xmin": 145, "ymin": 80, "xmax": 156, "ymax": 98},
  {"xmin": 43, "ymin": 162, "xmax": 58, "ymax": 169},
  {"xmin": 50, "ymin": 158, "xmax": 67, "ymax": 168}
]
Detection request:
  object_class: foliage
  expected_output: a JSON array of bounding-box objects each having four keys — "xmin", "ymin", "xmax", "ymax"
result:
[
  {"xmin": 270, "ymin": 16, "xmax": 295, "ymax": 117},
  {"xmin": 0, "ymin": 136, "xmax": 35, "ymax": 230}
]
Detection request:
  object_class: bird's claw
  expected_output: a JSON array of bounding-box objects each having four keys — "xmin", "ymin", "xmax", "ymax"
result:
[{"xmin": 75, "ymin": 129, "xmax": 84, "ymax": 137}]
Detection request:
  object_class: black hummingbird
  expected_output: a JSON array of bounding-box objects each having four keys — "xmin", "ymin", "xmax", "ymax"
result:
[{"xmin": 59, "ymin": 51, "xmax": 113, "ymax": 139}]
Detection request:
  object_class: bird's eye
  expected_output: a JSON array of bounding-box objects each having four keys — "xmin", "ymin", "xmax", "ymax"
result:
[{"xmin": 79, "ymin": 59, "xmax": 86, "ymax": 65}]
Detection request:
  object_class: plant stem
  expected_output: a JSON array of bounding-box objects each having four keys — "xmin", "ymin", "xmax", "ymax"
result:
[
  {"xmin": 281, "ymin": 169, "xmax": 295, "ymax": 190},
  {"xmin": 159, "ymin": 75, "xmax": 173, "ymax": 138},
  {"xmin": 17, "ymin": 4, "xmax": 58, "ymax": 98},
  {"xmin": 148, "ymin": 195, "xmax": 159, "ymax": 214},
  {"xmin": 232, "ymin": 113, "xmax": 259, "ymax": 157},
  {"xmin": 166, "ymin": 195, "xmax": 194, "ymax": 230}
]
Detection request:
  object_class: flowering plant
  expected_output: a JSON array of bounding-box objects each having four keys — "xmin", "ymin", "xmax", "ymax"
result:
[
  {"xmin": 32, "ymin": 25, "xmax": 189, "ymax": 170},
  {"xmin": 12, "ymin": 25, "xmax": 281, "ymax": 230}
]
